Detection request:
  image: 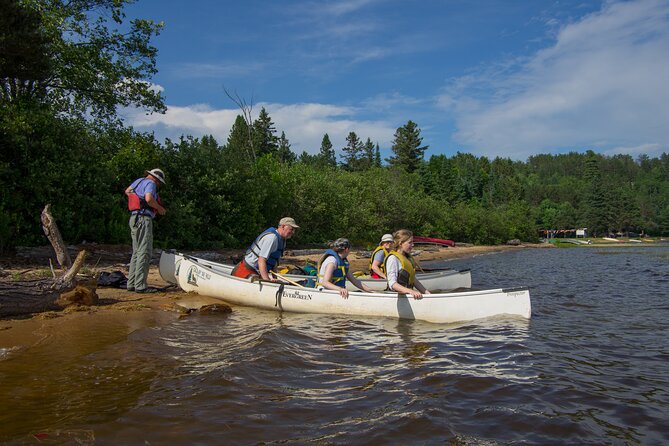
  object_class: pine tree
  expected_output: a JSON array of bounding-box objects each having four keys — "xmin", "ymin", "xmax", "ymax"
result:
[
  {"xmin": 582, "ymin": 150, "xmax": 612, "ymax": 236},
  {"xmin": 360, "ymin": 138, "xmax": 375, "ymax": 170},
  {"xmin": 319, "ymin": 133, "xmax": 336, "ymax": 167},
  {"xmin": 341, "ymin": 131, "xmax": 363, "ymax": 171},
  {"xmin": 225, "ymin": 115, "xmax": 253, "ymax": 164},
  {"xmin": 658, "ymin": 205, "xmax": 669, "ymax": 236},
  {"xmin": 387, "ymin": 120, "xmax": 428, "ymax": 173},
  {"xmin": 252, "ymin": 107, "xmax": 278, "ymax": 157},
  {"xmin": 299, "ymin": 151, "xmax": 319, "ymax": 165},
  {"xmin": 276, "ymin": 131, "xmax": 296, "ymax": 164},
  {"xmin": 374, "ymin": 143, "xmax": 382, "ymax": 168}
]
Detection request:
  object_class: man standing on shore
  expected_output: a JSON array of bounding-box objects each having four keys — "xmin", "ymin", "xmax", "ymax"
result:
[{"xmin": 125, "ymin": 168, "xmax": 166, "ymax": 293}]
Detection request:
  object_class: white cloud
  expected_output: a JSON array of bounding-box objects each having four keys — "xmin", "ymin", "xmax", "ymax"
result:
[
  {"xmin": 319, "ymin": 0, "xmax": 378, "ymax": 17},
  {"xmin": 603, "ymin": 143, "xmax": 662, "ymax": 157},
  {"xmin": 125, "ymin": 101, "xmax": 397, "ymax": 153},
  {"xmin": 441, "ymin": 0, "xmax": 669, "ymax": 160},
  {"xmin": 125, "ymin": 104, "xmax": 239, "ymax": 143},
  {"xmin": 362, "ymin": 92, "xmax": 423, "ymax": 111}
]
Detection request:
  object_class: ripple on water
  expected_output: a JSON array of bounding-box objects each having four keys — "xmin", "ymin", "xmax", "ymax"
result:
[{"xmin": 2, "ymin": 246, "xmax": 669, "ymax": 444}]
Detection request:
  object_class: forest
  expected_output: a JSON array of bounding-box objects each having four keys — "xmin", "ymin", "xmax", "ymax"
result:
[{"xmin": 2, "ymin": 0, "xmax": 668, "ymax": 255}]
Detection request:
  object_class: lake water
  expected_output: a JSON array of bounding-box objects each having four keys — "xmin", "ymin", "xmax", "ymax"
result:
[{"xmin": 1, "ymin": 245, "xmax": 668, "ymax": 444}]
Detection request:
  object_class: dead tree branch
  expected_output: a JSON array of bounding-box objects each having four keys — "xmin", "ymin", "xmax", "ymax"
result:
[
  {"xmin": 41, "ymin": 204, "xmax": 72, "ymax": 268},
  {"xmin": 223, "ymin": 85, "xmax": 256, "ymax": 162}
]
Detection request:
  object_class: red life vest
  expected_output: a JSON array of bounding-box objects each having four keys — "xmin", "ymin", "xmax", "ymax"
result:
[{"xmin": 127, "ymin": 179, "xmax": 161, "ymax": 213}]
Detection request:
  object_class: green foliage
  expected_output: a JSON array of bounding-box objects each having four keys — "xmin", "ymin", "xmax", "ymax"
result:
[
  {"xmin": 252, "ymin": 107, "xmax": 278, "ymax": 157},
  {"xmin": 276, "ymin": 131, "xmax": 296, "ymax": 164},
  {"xmin": 537, "ymin": 199, "xmax": 577, "ymax": 230},
  {"xmin": 0, "ymin": 0, "xmax": 52, "ymax": 99},
  {"xmin": 226, "ymin": 115, "xmax": 254, "ymax": 165},
  {"xmin": 2, "ymin": 2, "xmax": 668, "ymax": 251},
  {"xmin": 360, "ymin": 138, "xmax": 376, "ymax": 171},
  {"xmin": 1, "ymin": 102, "xmax": 106, "ymax": 246},
  {"xmin": 2, "ymin": 0, "xmax": 165, "ymax": 120},
  {"xmin": 657, "ymin": 205, "xmax": 669, "ymax": 236},
  {"xmin": 318, "ymin": 133, "xmax": 336, "ymax": 167},
  {"xmin": 444, "ymin": 201, "xmax": 537, "ymax": 245},
  {"xmin": 341, "ymin": 131, "xmax": 364, "ymax": 171},
  {"xmin": 387, "ymin": 120, "xmax": 428, "ymax": 173},
  {"xmin": 269, "ymin": 165, "xmax": 450, "ymax": 246},
  {"xmin": 158, "ymin": 135, "xmax": 242, "ymax": 247},
  {"xmin": 298, "ymin": 150, "xmax": 319, "ymax": 165},
  {"xmin": 2, "ymin": 94, "xmax": 668, "ymax": 252}
]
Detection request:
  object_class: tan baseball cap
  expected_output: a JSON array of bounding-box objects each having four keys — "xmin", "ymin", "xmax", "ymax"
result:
[{"xmin": 279, "ymin": 217, "xmax": 300, "ymax": 228}]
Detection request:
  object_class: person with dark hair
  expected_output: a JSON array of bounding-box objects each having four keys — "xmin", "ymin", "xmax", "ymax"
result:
[
  {"xmin": 317, "ymin": 238, "xmax": 373, "ymax": 299},
  {"xmin": 232, "ymin": 217, "xmax": 299, "ymax": 281},
  {"xmin": 384, "ymin": 229, "xmax": 430, "ymax": 300},
  {"xmin": 125, "ymin": 168, "xmax": 166, "ymax": 293}
]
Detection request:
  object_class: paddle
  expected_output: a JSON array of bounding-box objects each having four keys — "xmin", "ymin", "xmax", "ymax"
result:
[
  {"xmin": 271, "ymin": 271, "xmax": 306, "ymax": 288},
  {"xmin": 411, "ymin": 255, "xmax": 425, "ymax": 273}
]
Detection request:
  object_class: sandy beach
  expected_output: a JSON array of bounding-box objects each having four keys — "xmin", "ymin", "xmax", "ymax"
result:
[{"xmin": 0, "ymin": 243, "xmax": 550, "ymax": 352}]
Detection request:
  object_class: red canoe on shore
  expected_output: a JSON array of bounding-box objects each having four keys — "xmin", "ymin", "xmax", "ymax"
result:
[{"xmin": 414, "ymin": 236, "xmax": 455, "ymax": 247}]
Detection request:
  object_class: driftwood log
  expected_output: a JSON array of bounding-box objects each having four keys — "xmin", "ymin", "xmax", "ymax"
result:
[
  {"xmin": 1, "ymin": 206, "xmax": 95, "ymax": 318},
  {"xmin": 0, "ymin": 251, "xmax": 91, "ymax": 317},
  {"xmin": 41, "ymin": 204, "xmax": 72, "ymax": 269}
]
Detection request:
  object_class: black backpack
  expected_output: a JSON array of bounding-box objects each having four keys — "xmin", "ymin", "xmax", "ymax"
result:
[{"xmin": 97, "ymin": 271, "xmax": 128, "ymax": 288}]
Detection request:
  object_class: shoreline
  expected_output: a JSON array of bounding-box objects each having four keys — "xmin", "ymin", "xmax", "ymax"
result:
[
  {"xmin": 1, "ymin": 242, "xmax": 545, "ymax": 353},
  {"xmin": 3, "ymin": 238, "xmax": 667, "ymax": 353}
]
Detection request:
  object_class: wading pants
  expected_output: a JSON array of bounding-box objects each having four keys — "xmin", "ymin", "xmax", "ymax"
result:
[{"xmin": 127, "ymin": 214, "xmax": 153, "ymax": 291}]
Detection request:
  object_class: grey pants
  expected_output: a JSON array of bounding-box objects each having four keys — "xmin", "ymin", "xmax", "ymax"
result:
[{"xmin": 128, "ymin": 214, "xmax": 153, "ymax": 291}]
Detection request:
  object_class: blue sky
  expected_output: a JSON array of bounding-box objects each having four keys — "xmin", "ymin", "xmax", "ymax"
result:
[{"xmin": 122, "ymin": 0, "xmax": 669, "ymax": 161}]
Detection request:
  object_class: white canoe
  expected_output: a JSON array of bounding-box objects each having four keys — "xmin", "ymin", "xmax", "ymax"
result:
[
  {"xmin": 159, "ymin": 251, "xmax": 472, "ymax": 291},
  {"xmin": 171, "ymin": 256, "xmax": 531, "ymax": 324}
]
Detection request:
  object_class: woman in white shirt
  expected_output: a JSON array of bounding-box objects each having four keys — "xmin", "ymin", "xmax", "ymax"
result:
[
  {"xmin": 384, "ymin": 230, "xmax": 431, "ymax": 300},
  {"xmin": 317, "ymin": 238, "xmax": 373, "ymax": 299}
]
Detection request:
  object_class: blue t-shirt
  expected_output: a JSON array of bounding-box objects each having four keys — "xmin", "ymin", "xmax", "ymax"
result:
[
  {"xmin": 130, "ymin": 178, "xmax": 159, "ymax": 218},
  {"xmin": 373, "ymin": 249, "xmax": 386, "ymax": 264}
]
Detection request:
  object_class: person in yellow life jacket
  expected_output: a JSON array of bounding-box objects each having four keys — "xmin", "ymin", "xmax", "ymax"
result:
[
  {"xmin": 317, "ymin": 238, "xmax": 373, "ymax": 299},
  {"xmin": 384, "ymin": 229, "xmax": 431, "ymax": 300},
  {"xmin": 124, "ymin": 168, "xmax": 167, "ymax": 294},
  {"xmin": 369, "ymin": 233, "xmax": 394, "ymax": 279}
]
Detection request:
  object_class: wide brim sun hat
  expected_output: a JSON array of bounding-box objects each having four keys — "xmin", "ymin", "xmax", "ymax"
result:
[{"xmin": 146, "ymin": 168, "xmax": 166, "ymax": 184}]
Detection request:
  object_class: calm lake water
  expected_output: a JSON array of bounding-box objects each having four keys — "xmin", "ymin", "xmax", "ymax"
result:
[{"xmin": 1, "ymin": 245, "xmax": 668, "ymax": 445}]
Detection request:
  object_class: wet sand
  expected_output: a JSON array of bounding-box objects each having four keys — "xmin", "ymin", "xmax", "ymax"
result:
[{"xmin": 0, "ymin": 243, "xmax": 550, "ymax": 352}]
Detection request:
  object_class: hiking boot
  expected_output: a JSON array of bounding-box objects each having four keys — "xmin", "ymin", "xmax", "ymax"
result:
[
  {"xmin": 127, "ymin": 287, "xmax": 135, "ymax": 292},
  {"xmin": 136, "ymin": 287, "xmax": 159, "ymax": 294}
]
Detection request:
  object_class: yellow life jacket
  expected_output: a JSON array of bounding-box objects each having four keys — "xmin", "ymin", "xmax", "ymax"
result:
[
  {"xmin": 368, "ymin": 245, "xmax": 389, "ymax": 274},
  {"xmin": 384, "ymin": 250, "xmax": 416, "ymax": 288}
]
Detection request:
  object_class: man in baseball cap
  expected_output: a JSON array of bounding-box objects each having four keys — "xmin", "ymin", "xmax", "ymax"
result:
[
  {"xmin": 231, "ymin": 217, "xmax": 299, "ymax": 281},
  {"xmin": 278, "ymin": 216, "xmax": 299, "ymax": 228}
]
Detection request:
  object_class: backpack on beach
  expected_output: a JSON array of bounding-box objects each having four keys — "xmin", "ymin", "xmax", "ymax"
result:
[{"xmin": 97, "ymin": 271, "xmax": 128, "ymax": 288}]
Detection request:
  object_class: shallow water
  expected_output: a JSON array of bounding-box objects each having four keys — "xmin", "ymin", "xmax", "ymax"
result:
[{"xmin": 1, "ymin": 246, "xmax": 668, "ymax": 444}]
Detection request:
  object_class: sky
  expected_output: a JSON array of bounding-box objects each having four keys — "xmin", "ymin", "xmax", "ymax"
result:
[{"xmin": 121, "ymin": 0, "xmax": 669, "ymax": 161}]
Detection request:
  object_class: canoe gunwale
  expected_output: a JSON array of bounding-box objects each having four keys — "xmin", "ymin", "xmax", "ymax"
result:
[{"xmin": 160, "ymin": 250, "xmax": 472, "ymax": 290}]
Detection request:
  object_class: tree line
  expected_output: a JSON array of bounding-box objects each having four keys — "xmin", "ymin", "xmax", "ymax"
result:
[{"xmin": 1, "ymin": 0, "xmax": 668, "ymax": 254}]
